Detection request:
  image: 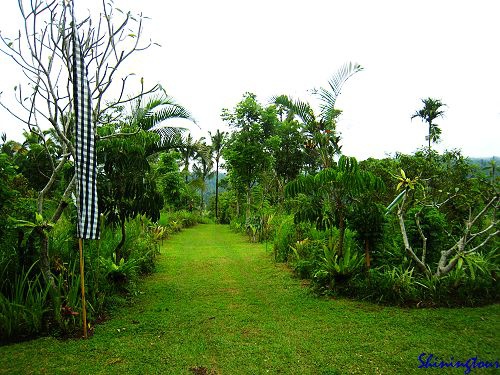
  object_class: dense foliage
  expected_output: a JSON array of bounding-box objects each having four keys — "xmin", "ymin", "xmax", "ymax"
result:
[
  {"xmin": 0, "ymin": 0, "xmax": 497, "ymax": 344},
  {"xmin": 219, "ymin": 90, "xmax": 498, "ymax": 307}
]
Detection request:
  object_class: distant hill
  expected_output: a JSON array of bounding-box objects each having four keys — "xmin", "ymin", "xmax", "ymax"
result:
[
  {"xmin": 203, "ymin": 172, "xmax": 227, "ymax": 202},
  {"xmin": 469, "ymin": 156, "xmax": 498, "ymax": 168},
  {"xmin": 468, "ymin": 156, "xmax": 498, "ymax": 181}
]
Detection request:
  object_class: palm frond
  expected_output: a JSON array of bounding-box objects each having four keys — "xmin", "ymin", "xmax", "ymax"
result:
[
  {"xmin": 150, "ymin": 127, "xmax": 185, "ymax": 149},
  {"xmin": 272, "ymin": 95, "xmax": 315, "ymax": 124},
  {"xmin": 141, "ymin": 104, "xmax": 194, "ymax": 131},
  {"xmin": 315, "ymin": 62, "xmax": 363, "ymax": 123},
  {"xmin": 285, "ymin": 174, "xmax": 315, "ymax": 197}
]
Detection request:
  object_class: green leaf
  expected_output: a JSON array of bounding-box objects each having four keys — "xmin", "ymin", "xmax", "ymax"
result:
[
  {"xmin": 385, "ymin": 189, "xmax": 407, "ymax": 215},
  {"xmin": 35, "ymin": 212, "xmax": 43, "ymax": 225},
  {"xmin": 9, "ymin": 217, "xmax": 37, "ymax": 229}
]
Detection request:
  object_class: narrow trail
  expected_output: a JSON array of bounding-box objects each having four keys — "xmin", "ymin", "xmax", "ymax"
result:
[{"xmin": 0, "ymin": 224, "xmax": 498, "ymax": 374}]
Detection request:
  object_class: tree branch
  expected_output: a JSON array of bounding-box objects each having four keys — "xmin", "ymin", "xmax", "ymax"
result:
[
  {"xmin": 414, "ymin": 210, "xmax": 428, "ymax": 265},
  {"xmin": 396, "ymin": 195, "xmax": 430, "ymax": 275}
]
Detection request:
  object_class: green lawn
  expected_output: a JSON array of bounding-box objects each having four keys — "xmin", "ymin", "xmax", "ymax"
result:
[{"xmin": 0, "ymin": 224, "xmax": 498, "ymax": 374}]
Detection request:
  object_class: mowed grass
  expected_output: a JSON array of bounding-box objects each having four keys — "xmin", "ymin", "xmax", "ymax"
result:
[{"xmin": 0, "ymin": 224, "xmax": 498, "ymax": 374}]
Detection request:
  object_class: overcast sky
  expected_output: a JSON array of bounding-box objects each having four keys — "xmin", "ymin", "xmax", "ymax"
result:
[{"xmin": 0, "ymin": 0, "xmax": 498, "ymax": 160}]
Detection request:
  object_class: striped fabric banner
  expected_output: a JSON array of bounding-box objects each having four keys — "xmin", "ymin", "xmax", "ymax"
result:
[{"xmin": 72, "ymin": 8, "xmax": 100, "ymax": 239}]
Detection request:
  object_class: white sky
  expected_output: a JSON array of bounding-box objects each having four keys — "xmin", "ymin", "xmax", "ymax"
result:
[{"xmin": 0, "ymin": 0, "xmax": 499, "ymax": 160}]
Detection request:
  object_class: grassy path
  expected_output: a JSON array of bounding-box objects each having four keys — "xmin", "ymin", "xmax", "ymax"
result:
[{"xmin": 0, "ymin": 224, "xmax": 498, "ymax": 374}]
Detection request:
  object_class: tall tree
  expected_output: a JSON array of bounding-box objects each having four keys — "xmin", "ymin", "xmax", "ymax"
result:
[
  {"xmin": 178, "ymin": 134, "xmax": 200, "ymax": 183},
  {"xmin": 411, "ymin": 97, "xmax": 446, "ymax": 152},
  {"xmin": 97, "ymin": 126, "xmax": 163, "ymax": 260},
  {"xmin": 209, "ymin": 129, "xmax": 227, "ymax": 220},
  {"xmin": 222, "ymin": 93, "xmax": 274, "ymax": 220},
  {"xmin": 192, "ymin": 139, "xmax": 214, "ymax": 210}
]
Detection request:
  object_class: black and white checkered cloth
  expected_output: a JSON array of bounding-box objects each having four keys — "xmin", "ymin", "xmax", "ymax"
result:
[{"xmin": 72, "ymin": 8, "xmax": 100, "ymax": 239}]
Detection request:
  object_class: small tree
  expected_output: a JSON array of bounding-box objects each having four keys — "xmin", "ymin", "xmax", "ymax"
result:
[
  {"xmin": 386, "ymin": 169, "xmax": 498, "ymax": 277},
  {"xmin": 222, "ymin": 94, "xmax": 274, "ymax": 221},
  {"xmin": 98, "ymin": 126, "xmax": 163, "ymax": 260},
  {"xmin": 178, "ymin": 134, "xmax": 200, "ymax": 183},
  {"xmin": 192, "ymin": 139, "xmax": 214, "ymax": 211},
  {"xmin": 154, "ymin": 151, "xmax": 188, "ymax": 210}
]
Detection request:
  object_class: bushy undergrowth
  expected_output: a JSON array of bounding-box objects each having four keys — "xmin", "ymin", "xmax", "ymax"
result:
[
  {"xmin": 345, "ymin": 262, "xmax": 499, "ymax": 307},
  {"xmin": 159, "ymin": 210, "xmax": 211, "ymax": 230},
  {"xmin": 0, "ymin": 210, "xmax": 203, "ymax": 342},
  {"xmin": 265, "ymin": 215, "xmax": 499, "ymax": 307}
]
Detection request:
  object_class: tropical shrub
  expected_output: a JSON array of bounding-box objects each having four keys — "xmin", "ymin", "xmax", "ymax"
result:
[
  {"xmin": 0, "ymin": 262, "xmax": 50, "ymax": 341},
  {"xmin": 272, "ymin": 215, "xmax": 296, "ymax": 262},
  {"xmin": 313, "ymin": 228, "xmax": 364, "ymax": 290}
]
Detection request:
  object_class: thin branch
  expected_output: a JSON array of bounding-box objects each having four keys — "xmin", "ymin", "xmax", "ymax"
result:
[
  {"xmin": 467, "ymin": 221, "xmax": 498, "ymax": 244},
  {"xmin": 468, "ymin": 195, "xmax": 498, "ymax": 230},
  {"xmin": 465, "ymin": 230, "xmax": 499, "ymax": 254},
  {"xmin": 98, "ymin": 130, "xmax": 139, "ymax": 140},
  {"xmin": 50, "ymin": 173, "xmax": 76, "ymax": 223},
  {"xmin": 37, "ymin": 154, "xmax": 68, "ymax": 213}
]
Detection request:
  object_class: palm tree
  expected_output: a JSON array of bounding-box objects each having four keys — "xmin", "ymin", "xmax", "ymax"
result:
[
  {"xmin": 273, "ymin": 62, "xmax": 363, "ymax": 169},
  {"xmin": 178, "ymin": 134, "xmax": 200, "ymax": 183},
  {"xmin": 209, "ymin": 129, "xmax": 227, "ymax": 220},
  {"xmin": 192, "ymin": 140, "xmax": 214, "ymax": 210},
  {"xmin": 127, "ymin": 89, "xmax": 195, "ymax": 154},
  {"xmin": 411, "ymin": 97, "xmax": 446, "ymax": 152}
]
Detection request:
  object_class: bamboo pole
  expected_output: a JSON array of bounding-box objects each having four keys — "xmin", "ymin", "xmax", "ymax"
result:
[{"xmin": 78, "ymin": 238, "xmax": 88, "ymax": 339}]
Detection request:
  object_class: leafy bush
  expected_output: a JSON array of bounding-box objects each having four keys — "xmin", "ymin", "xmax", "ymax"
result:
[
  {"xmin": 313, "ymin": 229, "xmax": 364, "ymax": 289},
  {"xmin": 159, "ymin": 210, "xmax": 206, "ymax": 230},
  {"xmin": 0, "ymin": 262, "xmax": 50, "ymax": 341},
  {"xmin": 343, "ymin": 253, "xmax": 499, "ymax": 307},
  {"xmin": 289, "ymin": 238, "xmax": 324, "ymax": 279},
  {"xmin": 229, "ymin": 216, "xmax": 245, "ymax": 233},
  {"xmin": 272, "ymin": 215, "xmax": 296, "ymax": 262},
  {"xmin": 99, "ymin": 253, "xmax": 139, "ymax": 292}
]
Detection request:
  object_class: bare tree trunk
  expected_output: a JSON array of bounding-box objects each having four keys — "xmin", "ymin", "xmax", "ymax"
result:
[
  {"xmin": 428, "ymin": 121, "xmax": 432, "ymax": 152},
  {"xmin": 246, "ymin": 189, "xmax": 251, "ymax": 222},
  {"xmin": 50, "ymin": 175, "xmax": 76, "ymax": 224},
  {"xmin": 201, "ymin": 186, "xmax": 205, "ymax": 211},
  {"xmin": 364, "ymin": 239, "xmax": 371, "ymax": 269},
  {"xmin": 115, "ymin": 215, "xmax": 127, "ymax": 261},
  {"xmin": 415, "ymin": 211, "xmax": 428, "ymax": 265},
  {"xmin": 397, "ymin": 203, "xmax": 431, "ymax": 276}
]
